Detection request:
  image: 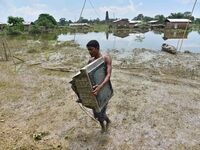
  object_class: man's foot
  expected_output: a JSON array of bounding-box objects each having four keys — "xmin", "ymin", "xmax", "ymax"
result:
[
  {"xmin": 101, "ymin": 127, "xmax": 106, "ymax": 133},
  {"xmin": 105, "ymin": 119, "xmax": 111, "ymax": 132},
  {"xmin": 100, "ymin": 122, "xmax": 106, "ymax": 133}
]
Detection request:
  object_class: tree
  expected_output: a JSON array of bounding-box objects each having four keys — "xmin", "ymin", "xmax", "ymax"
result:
[
  {"xmin": 68, "ymin": 20, "xmax": 72, "ymax": 24},
  {"xmin": 29, "ymin": 25, "xmax": 41, "ymax": 34},
  {"xmin": 154, "ymin": 15, "xmax": 166, "ymax": 24},
  {"xmin": 143, "ymin": 16, "xmax": 153, "ymax": 22},
  {"xmin": 8, "ymin": 16, "xmax": 24, "ymax": 26},
  {"xmin": 94, "ymin": 18, "xmax": 100, "ymax": 23},
  {"xmin": 7, "ymin": 16, "xmax": 24, "ymax": 34},
  {"xmin": 133, "ymin": 14, "xmax": 144, "ymax": 20},
  {"xmin": 78, "ymin": 17, "xmax": 89, "ymax": 23},
  {"xmin": 194, "ymin": 18, "xmax": 200, "ymax": 24},
  {"xmin": 35, "ymin": 13, "xmax": 57, "ymax": 29},
  {"xmin": 168, "ymin": 12, "xmax": 194, "ymax": 22},
  {"xmin": 168, "ymin": 12, "xmax": 185, "ymax": 19},
  {"xmin": 184, "ymin": 11, "xmax": 192, "ymax": 17},
  {"xmin": 59, "ymin": 18, "xmax": 66, "ymax": 26},
  {"xmin": 183, "ymin": 11, "xmax": 194, "ymax": 21}
]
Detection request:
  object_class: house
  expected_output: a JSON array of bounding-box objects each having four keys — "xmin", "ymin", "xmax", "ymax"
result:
[
  {"xmin": 112, "ymin": 19, "xmax": 129, "ymax": 28},
  {"xmin": 0, "ymin": 22, "xmax": 7, "ymax": 31},
  {"xmin": 129, "ymin": 20, "xmax": 141, "ymax": 28},
  {"xmin": 165, "ymin": 18, "xmax": 192, "ymax": 29},
  {"xmin": 23, "ymin": 22, "xmax": 32, "ymax": 31},
  {"xmin": 148, "ymin": 20, "xmax": 165, "ymax": 28},
  {"xmin": 69, "ymin": 23, "xmax": 91, "ymax": 29},
  {"xmin": 148, "ymin": 20, "xmax": 158, "ymax": 24}
]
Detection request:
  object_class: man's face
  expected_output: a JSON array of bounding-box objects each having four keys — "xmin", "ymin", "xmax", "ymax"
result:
[{"xmin": 87, "ymin": 46, "xmax": 98, "ymax": 57}]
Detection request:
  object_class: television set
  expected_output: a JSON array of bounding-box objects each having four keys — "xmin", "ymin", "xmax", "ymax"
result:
[{"xmin": 70, "ymin": 57, "xmax": 113, "ymax": 112}]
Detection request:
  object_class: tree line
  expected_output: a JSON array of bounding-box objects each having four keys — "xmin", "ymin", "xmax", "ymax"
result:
[{"xmin": 2, "ymin": 11, "xmax": 200, "ymax": 35}]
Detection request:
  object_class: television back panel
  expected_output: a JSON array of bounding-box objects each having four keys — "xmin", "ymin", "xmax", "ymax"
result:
[{"xmin": 71, "ymin": 57, "xmax": 113, "ymax": 112}]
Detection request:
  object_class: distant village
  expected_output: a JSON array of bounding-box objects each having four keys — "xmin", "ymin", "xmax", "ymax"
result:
[{"xmin": 0, "ymin": 11, "xmax": 199, "ymax": 35}]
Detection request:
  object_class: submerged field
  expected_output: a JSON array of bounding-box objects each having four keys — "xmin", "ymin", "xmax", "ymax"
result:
[{"xmin": 0, "ymin": 40, "xmax": 200, "ymax": 150}]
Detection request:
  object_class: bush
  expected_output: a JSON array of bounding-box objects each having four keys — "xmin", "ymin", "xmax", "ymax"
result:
[
  {"xmin": 6, "ymin": 23, "xmax": 24, "ymax": 35},
  {"xmin": 6, "ymin": 27, "xmax": 22, "ymax": 35},
  {"xmin": 29, "ymin": 25, "xmax": 41, "ymax": 34}
]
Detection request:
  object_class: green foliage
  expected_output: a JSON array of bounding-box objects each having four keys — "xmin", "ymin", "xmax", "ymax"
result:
[
  {"xmin": 143, "ymin": 16, "xmax": 153, "ymax": 22},
  {"xmin": 29, "ymin": 25, "xmax": 42, "ymax": 34},
  {"xmin": 133, "ymin": 14, "xmax": 144, "ymax": 20},
  {"xmin": 6, "ymin": 16, "xmax": 24, "ymax": 35},
  {"xmin": 168, "ymin": 12, "xmax": 194, "ymax": 22},
  {"xmin": 6, "ymin": 23, "xmax": 24, "ymax": 35},
  {"xmin": 194, "ymin": 18, "xmax": 200, "ymax": 24},
  {"xmin": 133, "ymin": 14, "xmax": 154, "ymax": 23},
  {"xmin": 168, "ymin": 12, "xmax": 184, "ymax": 18},
  {"xmin": 78, "ymin": 17, "xmax": 89, "ymax": 23},
  {"xmin": 35, "ymin": 13, "xmax": 57, "ymax": 29},
  {"xmin": 154, "ymin": 15, "xmax": 166, "ymax": 24},
  {"xmin": 59, "ymin": 18, "xmax": 67, "ymax": 26},
  {"xmin": 8, "ymin": 16, "xmax": 24, "ymax": 26}
]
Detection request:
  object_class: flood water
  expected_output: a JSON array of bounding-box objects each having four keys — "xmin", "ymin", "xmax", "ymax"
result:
[{"xmin": 57, "ymin": 30, "xmax": 200, "ymax": 53}]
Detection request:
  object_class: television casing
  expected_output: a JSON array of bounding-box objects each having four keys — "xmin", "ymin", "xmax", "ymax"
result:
[{"xmin": 70, "ymin": 57, "xmax": 113, "ymax": 112}]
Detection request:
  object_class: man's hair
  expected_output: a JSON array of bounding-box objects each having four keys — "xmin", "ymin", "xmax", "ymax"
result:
[{"xmin": 86, "ymin": 40, "xmax": 100, "ymax": 49}]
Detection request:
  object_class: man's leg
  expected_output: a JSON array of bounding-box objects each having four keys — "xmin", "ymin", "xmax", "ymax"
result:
[
  {"xmin": 99, "ymin": 105, "xmax": 111, "ymax": 132},
  {"xmin": 105, "ymin": 116, "xmax": 111, "ymax": 131},
  {"xmin": 93, "ymin": 109, "xmax": 106, "ymax": 133},
  {"xmin": 99, "ymin": 121, "xmax": 106, "ymax": 133}
]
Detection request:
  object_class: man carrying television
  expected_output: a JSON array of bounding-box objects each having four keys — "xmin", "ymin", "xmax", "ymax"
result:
[{"xmin": 86, "ymin": 40, "xmax": 112, "ymax": 133}]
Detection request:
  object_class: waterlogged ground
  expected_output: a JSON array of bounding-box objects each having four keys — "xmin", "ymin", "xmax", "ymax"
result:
[{"xmin": 0, "ymin": 40, "xmax": 200, "ymax": 150}]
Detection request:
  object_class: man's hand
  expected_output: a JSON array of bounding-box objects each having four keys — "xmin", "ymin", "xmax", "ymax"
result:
[{"xmin": 92, "ymin": 84, "xmax": 102, "ymax": 96}]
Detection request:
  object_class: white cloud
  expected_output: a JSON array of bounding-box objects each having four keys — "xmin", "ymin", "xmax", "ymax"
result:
[
  {"xmin": 13, "ymin": 6, "xmax": 44, "ymax": 21},
  {"xmin": 0, "ymin": 0, "xmax": 50, "ymax": 22},
  {"xmin": 177, "ymin": 0, "xmax": 197, "ymax": 4},
  {"xmin": 17, "ymin": 3, "xmax": 49, "ymax": 21}
]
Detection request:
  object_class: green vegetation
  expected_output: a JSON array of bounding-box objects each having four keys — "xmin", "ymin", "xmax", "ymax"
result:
[
  {"xmin": 6, "ymin": 16, "xmax": 24, "ymax": 35},
  {"xmin": 1, "ymin": 11, "xmax": 200, "ymax": 36},
  {"xmin": 35, "ymin": 14, "xmax": 57, "ymax": 29},
  {"xmin": 168, "ymin": 12, "xmax": 194, "ymax": 21}
]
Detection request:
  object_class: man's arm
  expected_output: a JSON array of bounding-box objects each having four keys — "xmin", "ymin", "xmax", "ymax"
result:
[{"xmin": 92, "ymin": 55, "xmax": 112, "ymax": 95}]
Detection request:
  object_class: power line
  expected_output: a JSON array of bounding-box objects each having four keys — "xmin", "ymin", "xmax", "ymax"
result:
[
  {"xmin": 78, "ymin": 0, "xmax": 101, "ymax": 21},
  {"xmin": 78, "ymin": 0, "xmax": 87, "ymax": 22},
  {"xmin": 178, "ymin": 0, "xmax": 198, "ymax": 51},
  {"xmin": 88, "ymin": 0, "xmax": 101, "ymax": 19}
]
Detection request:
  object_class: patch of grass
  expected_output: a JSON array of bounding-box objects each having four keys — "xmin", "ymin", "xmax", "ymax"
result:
[
  {"xmin": 6, "ymin": 91, "xmax": 22, "ymax": 101},
  {"xmin": 0, "ymin": 81, "xmax": 7, "ymax": 87},
  {"xmin": 27, "ymin": 48, "xmax": 40, "ymax": 53},
  {"xmin": 0, "ymin": 79, "xmax": 23, "ymax": 88},
  {"xmin": 32, "ymin": 131, "xmax": 50, "ymax": 141},
  {"xmin": 39, "ymin": 68, "xmax": 67, "ymax": 77},
  {"xmin": 55, "ymin": 41, "xmax": 80, "ymax": 48}
]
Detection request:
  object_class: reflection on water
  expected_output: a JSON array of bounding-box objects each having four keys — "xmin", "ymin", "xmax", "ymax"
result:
[
  {"xmin": 6, "ymin": 33, "xmax": 58, "ymax": 41},
  {"xmin": 58, "ymin": 30, "xmax": 200, "ymax": 53},
  {"xmin": 163, "ymin": 29, "xmax": 189, "ymax": 40},
  {"xmin": 113, "ymin": 30, "xmax": 129, "ymax": 38},
  {"xmin": 1, "ymin": 30, "xmax": 199, "ymax": 54}
]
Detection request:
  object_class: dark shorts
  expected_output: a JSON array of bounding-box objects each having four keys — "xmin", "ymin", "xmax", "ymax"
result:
[{"xmin": 93, "ymin": 104, "xmax": 107, "ymax": 122}]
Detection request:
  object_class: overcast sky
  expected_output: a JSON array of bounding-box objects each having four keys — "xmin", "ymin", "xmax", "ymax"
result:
[{"xmin": 0, "ymin": 0, "xmax": 199, "ymax": 23}]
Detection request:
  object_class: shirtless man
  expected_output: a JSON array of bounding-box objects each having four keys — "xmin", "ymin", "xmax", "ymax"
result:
[{"xmin": 86, "ymin": 40, "xmax": 112, "ymax": 133}]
